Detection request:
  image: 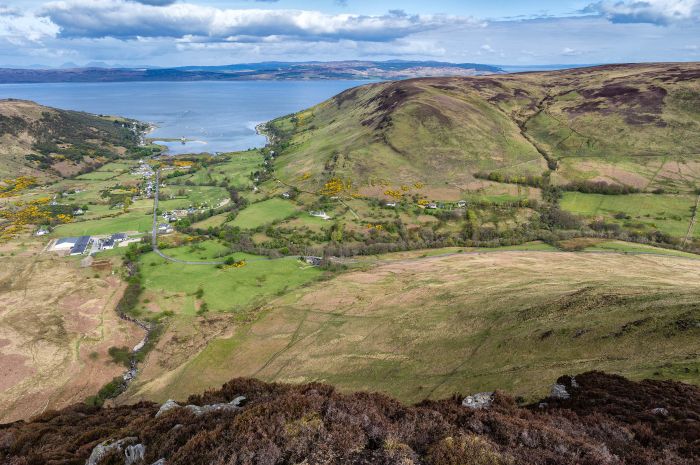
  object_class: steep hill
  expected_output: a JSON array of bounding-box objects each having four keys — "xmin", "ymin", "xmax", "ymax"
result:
[
  {"xmin": 0, "ymin": 99, "xmax": 146, "ymax": 181},
  {"xmin": 2, "ymin": 372, "xmax": 698, "ymax": 465},
  {"xmin": 268, "ymin": 63, "xmax": 700, "ymax": 197}
]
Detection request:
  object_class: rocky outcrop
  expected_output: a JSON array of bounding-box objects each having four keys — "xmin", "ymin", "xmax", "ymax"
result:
[
  {"xmin": 550, "ymin": 375, "xmax": 580, "ymax": 400},
  {"xmin": 5, "ymin": 373, "xmax": 697, "ymax": 465},
  {"xmin": 155, "ymin": 396, "xmax": 246, "ymax": 418},
  {"xmin": 462, "ymin": 392, "xmax": 494, "ymax": 409},
  {"xmin": 550, "ymin": 383, "xmax": 571, "ymax": 400},
  {"xmin": 85, "ymin": 437, "xmax": 137, "ymax": 465}
]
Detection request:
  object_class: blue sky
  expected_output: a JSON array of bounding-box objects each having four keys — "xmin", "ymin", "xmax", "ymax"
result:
[{"xmin": 0, "ymin": 0, "xmax": 697, "ymax": 67}]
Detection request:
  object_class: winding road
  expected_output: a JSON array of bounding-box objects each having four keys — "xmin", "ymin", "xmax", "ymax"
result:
[{"xmin": 151, "ymin": 169, "xmax": 226, "ymax": 266}]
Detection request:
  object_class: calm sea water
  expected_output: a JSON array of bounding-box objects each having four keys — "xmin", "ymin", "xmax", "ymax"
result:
[{"xmin": 0, "ymin": 80, "xmax": 367, "ymax": 154}]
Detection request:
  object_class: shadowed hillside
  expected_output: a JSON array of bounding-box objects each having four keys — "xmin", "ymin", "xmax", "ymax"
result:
[
  {"xmin": 0, "ymin": 99, "xmax": 147, "ymax": 181},
  {"xmin": 1, "ymin": 372, "xmax": 698, "ymax": 464},
  {"xmin": 268, "ymin": 63, "xmax": 700, "ymax": 197}
]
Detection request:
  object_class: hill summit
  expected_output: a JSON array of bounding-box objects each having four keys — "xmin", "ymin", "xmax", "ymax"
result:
[{"xmin": 268, "ymin": 63, "xmax": 700, "ymax": 197}]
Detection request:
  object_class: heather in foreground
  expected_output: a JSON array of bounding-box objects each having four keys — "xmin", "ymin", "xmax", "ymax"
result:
[{"xmin": 2, "ymin": 372, "xmax": 698, "ymax": 465}]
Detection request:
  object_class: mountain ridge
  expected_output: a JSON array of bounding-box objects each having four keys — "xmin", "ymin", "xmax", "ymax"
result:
[
  {"xmin": 0, "ymin": 61, "xmax": 503, "ymax": 84},
  {"xmin": 266, "ymin": 62, "xmax": 700, "ymax": 197}
]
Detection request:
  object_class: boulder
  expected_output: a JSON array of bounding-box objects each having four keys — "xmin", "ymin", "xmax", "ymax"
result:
[
  {"xmin": 462, "ymin": 392, "xmax": 494, "ymax": 409},
  {"xmin": 550, "ymin": 375, "xmax": 580, "ymax": 400},
  {"xmin": 155, "ymin": 399, "xmax": 181, "ymax": 418},
  {"xmin": 85, "ymin": 437, "xmax": 136, "ymax": 465},
  {"xmin": 125, "ymin": 444, "xmax": 146, "ymax": 465},
  {"xmin": 550, "ymin": 383, "xmax": 570, "ymax": 400}
]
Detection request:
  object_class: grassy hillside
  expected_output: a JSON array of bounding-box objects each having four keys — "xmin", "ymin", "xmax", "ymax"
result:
[
  {"xmin": 0, "ymin": 240, "xmax": 140, "ymax": 423},
  {"xmin": 267, "ymin": 63, "xmax": 700, "ymax": 197},
  {"xmin": 0, "ymin": 99, "xmax": 149, "ymax": 181},
  {"xmin": 126, "ymin": 249, "xmax": 700, "ymax": 404}
]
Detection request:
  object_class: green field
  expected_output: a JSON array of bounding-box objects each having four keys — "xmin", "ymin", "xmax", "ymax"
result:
[
  {"xmin": 168, "ymin": 152, "xmax": 262, "ymax": 189},
  {"xmin": 139, "ymin": 243, "xmax": 321, "ymax": 315},
  {"xmin": 582, "ymin": 240, "xmax": 700, "ymax": 258},
  {"xmin": 159, "ymin": 185, "xmax": 229, "ymax": 210},
  {"xmin": 53, "ymin": 208, "xmax": 154, "ymax": 236},
  {"xmin": 229, "ymin": 198, "xmax": 298, "ymax": 229},
  {"xmin": 561, "ymin": 192, "xmax": 697, "ymax": 237}
]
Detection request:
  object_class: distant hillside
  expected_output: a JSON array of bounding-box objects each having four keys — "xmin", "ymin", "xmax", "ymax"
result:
[
  {"xmin": 267, "ymin": 63, "xmax": 700, "ymax": 196},
  {"xmin": 0, "ymin": 99, "xmax": 146, "ymax": 181},
  {"xmin": 0, "ymin": 61, "xmax": 502, "ymax": 84},
  {"xmin": 2, "ymin": 372, "xmax": 698, "ymax": 464}
]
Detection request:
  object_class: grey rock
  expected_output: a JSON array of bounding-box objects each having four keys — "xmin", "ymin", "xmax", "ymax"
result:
[
  {"xmin": 184, "ymin": 400, "xmax": 241, "ymax": 416},
  {"xmin": 125, "ymin": 444, "xmax": 146, "ymax": 465},
  {"xmin": 85, "ymin": 437, "xmax": 136, "ymax": 465},
  {"xmin": 151, "ymin": 460, "xmax": 166, "ymax": 465},
  {"xmin": 462, "ymin": 392, "xmax": 494, "ymax": 409},
  {"xmin": 156, "ymin": 396, "xmax": 245, "ymax": 419},
  {"xmin": 570, "ymin": 376, "xmax": 579, "ymax": 389},
  {"xmin": 550, "ymin": 383, "xmax": 570, "ymax": 400},
  {"xmin": 155, "ymin": 399, "xmax": 180, "ymax": 418},
  {"xmin": 651, "ymin": 407, "xmax": 669, "ymax": 417}
]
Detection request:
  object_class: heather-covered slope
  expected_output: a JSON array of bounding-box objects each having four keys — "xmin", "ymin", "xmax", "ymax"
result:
[
  {"xmin": 268, "ymin": 63, "xmax": 700, "ymax": 196},
  {"xmin": 2, "ymin": 372, "xmax": 698, "ymax": 465},
  {"xmin": 0, "ymin": 99, "xmax": 146, "ymax": 181}
]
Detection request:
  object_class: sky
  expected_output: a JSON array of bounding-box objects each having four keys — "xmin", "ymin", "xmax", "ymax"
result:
[{"xmin": 0, "ymin": 0, "xmax": 698, "ymax": 67}]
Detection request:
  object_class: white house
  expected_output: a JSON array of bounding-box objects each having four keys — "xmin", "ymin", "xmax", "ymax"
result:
[{"xmin": 310, "ymin": 211, "xmax": 331, "ymax": 220}]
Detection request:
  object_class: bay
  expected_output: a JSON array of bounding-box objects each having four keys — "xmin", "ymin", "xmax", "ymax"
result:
[{"xmin": 0, "ymin": 80, "xmax": 367, "ymax": 154}]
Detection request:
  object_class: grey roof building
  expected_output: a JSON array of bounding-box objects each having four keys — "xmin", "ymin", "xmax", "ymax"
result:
[{"xmin": 70, "ymin": 236, "xmax": 91, "ymax": 255}]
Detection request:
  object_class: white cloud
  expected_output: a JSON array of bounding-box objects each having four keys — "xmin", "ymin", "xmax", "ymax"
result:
[
  {"xmin": 0, "ymin": 6, "xmax": 57, "ymax": 45},
  {"xmin": 585, "ymin": 0, "xmax": 700, "ymax": 25},
  {"xmin": 39, "ymin": 1, "xmax": 480, "ymax": 42},
  {"xmin": 561, "ymin": 47, "xmax": 583, "ymax": 56}
]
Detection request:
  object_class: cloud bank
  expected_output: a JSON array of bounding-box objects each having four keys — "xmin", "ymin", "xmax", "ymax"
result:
[
  {"xmin": 40, "ymin": 1, "xmax": 478, "ymax": 42},
  {"xmin": 584, "ymin": 0, "xmax": 700, "ymax": 25}
]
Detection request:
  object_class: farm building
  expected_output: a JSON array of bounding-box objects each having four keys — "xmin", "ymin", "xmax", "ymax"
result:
[
  {"xmin": 53, "ymin": 237, "xmax": 78, "ymax": 252},
  {"xmin": 53, "ymin": 236, "xmax": 92, "ymax": 255},
  {"xmin": 69, "ymin": 236, "xmax": 91, "ymax": 255}
]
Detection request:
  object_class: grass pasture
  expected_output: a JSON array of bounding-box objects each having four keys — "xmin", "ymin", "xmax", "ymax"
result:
[
  {"xmin": 229, "ymin": 198, "xmax": 298, "ymax": 229},
  {"xmin": 168, "ymin": 152, "xmax": 261, "ymax": 189},
  {"xmin": 136, "ymin": 250, "xmax": 700, "ymax": 403},
  {"xmin": 138, "ymin": 245, "xmax": 321, "ymax": 315},
  {"xmin": 561, "ymin": 192, "xmax": 698, "ymax": 238}
]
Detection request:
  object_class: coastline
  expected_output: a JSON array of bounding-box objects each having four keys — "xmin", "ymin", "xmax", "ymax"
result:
[{"xmin": 255, "ymin": 121, "xmax": 271, "ymax": 146}]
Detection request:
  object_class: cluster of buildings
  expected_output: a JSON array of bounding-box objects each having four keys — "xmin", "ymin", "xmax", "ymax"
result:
[
  {"xmin": 162, "ymin": 208, "xmax": 195, "ymax": 223},
  {"xmin": 50, "ymin": 233, "xmax": 138, "ymax": 256},
  {"xmin": 132, "ymin": 161, "xmax": 156, "ymax": 198}
]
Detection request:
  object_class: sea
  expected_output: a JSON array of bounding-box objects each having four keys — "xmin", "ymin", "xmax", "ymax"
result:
[{"xmin": 0, "ymin": 80, "xmax": 368, "ymax": 154}]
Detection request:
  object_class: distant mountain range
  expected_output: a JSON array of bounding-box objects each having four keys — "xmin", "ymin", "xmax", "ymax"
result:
[{"xmin": 0, "ymin": 60, "xmax": 503, "ymax": 84}]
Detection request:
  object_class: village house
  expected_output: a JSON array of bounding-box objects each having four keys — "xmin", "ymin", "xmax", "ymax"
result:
[{"xmin": 310, "ymin": 211, "xmax": 331, "ymax": 220}]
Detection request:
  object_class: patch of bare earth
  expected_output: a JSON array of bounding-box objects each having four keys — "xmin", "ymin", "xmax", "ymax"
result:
[{"xmin": 0, "ymin": 242, "xmax": 141, "ymax": 423}]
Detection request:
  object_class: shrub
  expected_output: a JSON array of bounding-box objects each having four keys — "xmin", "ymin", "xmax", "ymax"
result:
[{"xmin": 427, "ymin": 435, "xmax": 510, "ymax": 465}]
